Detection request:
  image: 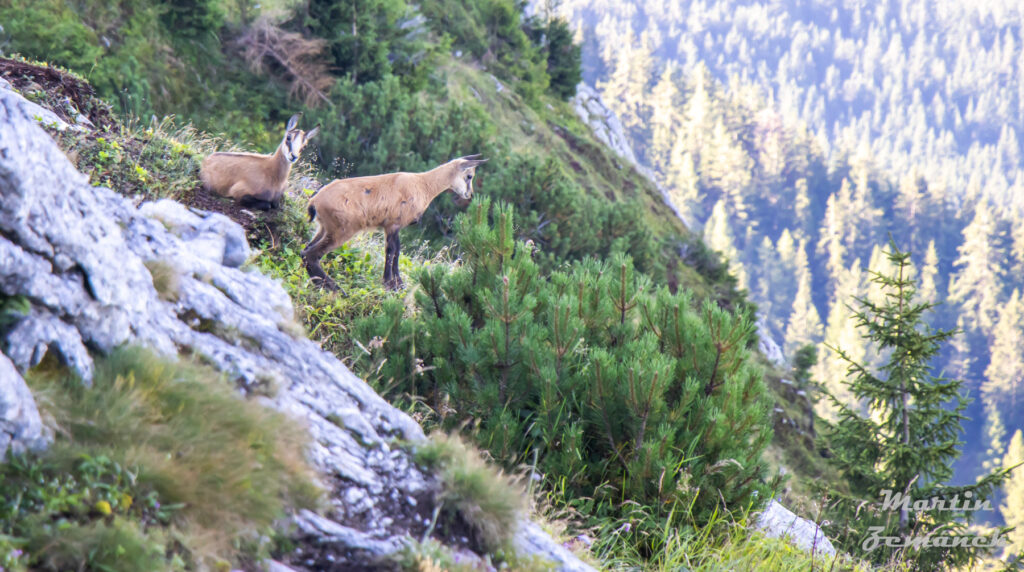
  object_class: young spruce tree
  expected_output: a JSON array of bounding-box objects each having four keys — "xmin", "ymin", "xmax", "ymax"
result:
[{"xmin": 821, "ymin": 241, "xmax": 1014, "ymax": 569}]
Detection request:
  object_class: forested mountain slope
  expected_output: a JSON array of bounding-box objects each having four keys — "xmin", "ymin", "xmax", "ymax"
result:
[
  {"xmin": 550, "ymin": 0, "xmax": 1024, "ymax": 525},
  {"xmin": 558, "ymin": 0, "xmax": 1024, "ymax": 209}
]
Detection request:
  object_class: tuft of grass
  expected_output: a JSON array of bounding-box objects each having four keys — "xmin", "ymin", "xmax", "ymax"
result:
[
  {"xmin": 27, "ymin": 517, "xmax": 175, "ymax": 572},
  {"xmin": 395, "ymin": 538, "xmax": 554, "ymax": 572},
  {"xmin": 415, "ymin": 431, "xmax": 526, "ymax": 554},
  {"xmin": 394, "ymin": 539, "xmax": 481, "ymax": 572},
  {"xmin": 277, "ymin": 317, "xmax": 307, "ymax": 339},
  {"xmin": 590, "ymin": 501, "xmax": 887, "ymax": 572},
  {"xmin": 144, "ymin": 259, "xmax": 182, "ymax": 302},
  {"xmin": 21, "ymin": 346, "xmax": 321, "ymax": 568},
  {"xmin": 54, "ymin": 117, "xmax": 225, "ymax": 203}
]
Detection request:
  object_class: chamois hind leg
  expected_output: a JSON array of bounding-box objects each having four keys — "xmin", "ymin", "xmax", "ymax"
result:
[
  {"xmin": 302, "ymin": 234, "xmax": 338, "ymax": 292},
  {"xmin": 302, "ymin": 226, "xmax": 326, "ymax": 258},
  {"xmin": 384, "ymin": 231, "xmax": 404, "ymax": 291},
  {"xmin": 304, "ymin": 232, "xmax": 355, "ymax": 293},
  {"xmin": 239, "ymin": 189, "xmax": 279, "ymax": 211}
]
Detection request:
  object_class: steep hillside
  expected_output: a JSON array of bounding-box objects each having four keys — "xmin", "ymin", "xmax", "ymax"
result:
[
  {"xmin": 0, "ymin": 0, "xmax": 738, "ymax": 305},
  {"xmin": 0, "ymin": 82, "xmax": 592, "ymax": 570}
]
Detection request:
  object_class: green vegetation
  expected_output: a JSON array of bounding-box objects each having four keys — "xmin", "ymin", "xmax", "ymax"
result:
[
  {"xmin": 395, "ymin": 538, "xmax": 552, "ymax": 572},
  {"xmin": 414, "ymin": 431, "xmax": 526, "ymax": 554},
  {"xmin": 144, "ymin": 260, "xmax": 182, "ymax": 302},
  {"xmin": 1, "ymin": 347, "xmax": 319, "ymax": 570},
  {"xmin": 0, "ymin": 0, "xmax": 286, "ymax": 146},
  {"xmin": 53, "ymin": 118, "xmax": 218, "ymax": 201},
  {"xmin": 820, "ymin": 243, "xmax": 1013, "ymax": 568},
  {"xmin": 595, "ymin": 503, "xmax": 877, "ymax": 572},
  {"xmin": 0, "ymin": 294, "xmax": 31, "ymax": 330},
  {"xmin": 352, "ymin": 199, "xmax": 774, "ymax": 555},
  {"xmin": 0, "ymin": 0, "xmax": 941, "ymax": 568}
]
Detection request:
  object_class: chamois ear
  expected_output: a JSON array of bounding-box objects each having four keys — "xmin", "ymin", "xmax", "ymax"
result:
[
  {"xmin": 306, "ymin": 125, "xmax": 321, "ymax": 140},
  {"xmin": 459, "ymin": 157, "xmax": 488, "ymax": 170},
  {"xmin": 286, "ymin": 113, "xmax": 302, "ymax": 131},
  {"xmin": 458, "ymin": 153, "xmax": 484, "ymax": 161}
]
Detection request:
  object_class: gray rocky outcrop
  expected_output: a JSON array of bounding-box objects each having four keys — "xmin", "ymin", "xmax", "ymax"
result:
[
  {"xmin": 754, "ymin": 499, "xmax": 836, "ymax": 557},
  {"xmin": 0, "ymin": 77, "xmax": 85, "ymax": 132},
  {"xmin": 0, "ymin": 81, "xmax": 592, "ymax": 570},
  {"xmin": 571, "ymin": 83, "xmax": 691, "ymax": 229},
  {"xmin": 572, "ymin": 83, "xmax": 641, "ymax": 168},
  {"xmin": 756, "ymin": 313, "xmax": 786, "ymax": 366},
  {"xmin": 138, "ymin": 199, "xmax": 251, "ymax": 268},
  {"xmin": 0, "ymin": 353, "xmax": 51, "ymax": 455}
]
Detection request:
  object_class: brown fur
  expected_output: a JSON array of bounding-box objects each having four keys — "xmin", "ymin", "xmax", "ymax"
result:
[
  {"xmin": 302, "ymin": 155, "xmax": 486, "ymax": 291},
  {"xmin": 199, "ymin": 114, "xmax": 318, "ymax": 210}
]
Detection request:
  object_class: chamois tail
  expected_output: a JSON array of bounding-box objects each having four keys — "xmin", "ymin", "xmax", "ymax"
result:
[{"xmin": 308, "ymin": 204, "xmax": 317, "ymax": 222}]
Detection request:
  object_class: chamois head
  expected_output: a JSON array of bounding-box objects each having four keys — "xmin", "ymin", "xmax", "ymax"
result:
[
  {"xmin": 280, "ymin": 113, "xmax": 320, "ymax": 164},
  {"xmin": 449, "ymin": 154, "xmax": 488, "ymax": 204}
]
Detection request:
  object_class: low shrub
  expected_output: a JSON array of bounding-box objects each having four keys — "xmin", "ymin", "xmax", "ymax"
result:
[{"xmin": 353, "ymin": 199, "xmax": 776, "ymax": 556}]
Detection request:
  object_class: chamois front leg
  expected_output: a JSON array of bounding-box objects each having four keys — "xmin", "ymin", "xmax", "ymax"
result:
[
  {"xmin": 384, "ymin": 231, "xmax": 403, "ymax": 291},
  {"xmin": 391, "ymin": 233, "xmax": 403, "ymax": 288},
  {"xmin": 382, "ymin": 240, "xmax": 394, "ymax": 286}
]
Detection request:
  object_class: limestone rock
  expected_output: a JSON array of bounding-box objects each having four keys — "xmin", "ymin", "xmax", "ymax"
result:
[
  {"xmin": 0, "ymin": 353, "xmax": 52, "ymax": 455},
  {"xmin": 756, "ymin": 313, "xmax": 786, "ymax": 366},
  {"xmin": 138, "ymin": 199, "xmax": 251, "ymax": 268},
  {"xmin": 754, "ymin": 499, "xmax": 836, "ymax": 557},
  {"xmin": 571, "ymin": 83, "xmax": 690, "ymax": 229},
  {"xmin": 571, "ymin": 83, "xmax": 639, "ymax": 166},
  {"xmin": 4, "ymin": 307, "xmax": 94, "ymax": 385},
  {"xmin": 0, "ymin": 78, "xmax": 84, "ymax": 132}
]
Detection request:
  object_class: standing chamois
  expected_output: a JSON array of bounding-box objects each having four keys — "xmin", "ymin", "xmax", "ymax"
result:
[
  {"xmin": 302, "ymin": 155, "xmax": 487, "ymax": 291},
  {"xmin": 199, "ymin": 114, "xmax": 319, "ymax": 210}
]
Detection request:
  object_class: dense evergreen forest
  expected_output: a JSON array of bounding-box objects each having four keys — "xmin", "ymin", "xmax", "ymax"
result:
[
  {"xmin": 553, "ymin": 0, "xmax": 1024, "ymax": 525},
  {"xmin": 4, "ymin": 0, "xmax": 1024, "ymax": 568}
]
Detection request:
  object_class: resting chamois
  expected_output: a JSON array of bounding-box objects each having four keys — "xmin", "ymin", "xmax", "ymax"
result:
[
  {"xmin": 199, "ymin": 114, "xmax": 319, "ymax": 210},
  {"xmin": 302, "ymin": 155, "xmax": 487, "ymax": 291}
]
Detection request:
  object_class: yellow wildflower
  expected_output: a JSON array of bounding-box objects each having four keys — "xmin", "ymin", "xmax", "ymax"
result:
[{"xmin": 94, "ymin": 500, "xmax": 112, "ymax": 516}]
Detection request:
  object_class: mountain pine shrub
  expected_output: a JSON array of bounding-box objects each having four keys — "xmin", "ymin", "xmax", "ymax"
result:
[{"xmin": 352, "ymin": 198, "xmax": 775, "ymax": 553}]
